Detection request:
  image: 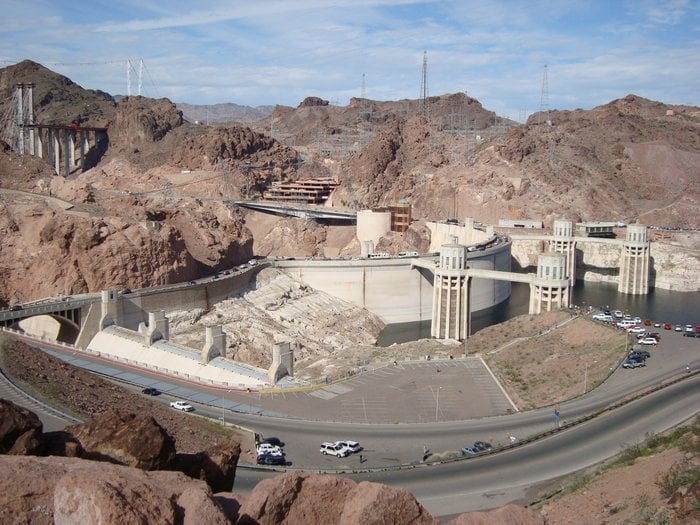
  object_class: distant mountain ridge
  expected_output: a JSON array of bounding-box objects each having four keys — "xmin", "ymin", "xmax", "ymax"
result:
[{"xmin": 176, "ymin": 102, "xmax": 274, "ymax": 124}]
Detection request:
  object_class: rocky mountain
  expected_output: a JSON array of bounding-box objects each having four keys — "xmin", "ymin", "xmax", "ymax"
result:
[
  {"xmin": 0, "ymin": 59, "xmax": 698, "ymax": 306},
  {"xmin": 0, "ymin": 60, "xmax": 116, "ymax": 129}
]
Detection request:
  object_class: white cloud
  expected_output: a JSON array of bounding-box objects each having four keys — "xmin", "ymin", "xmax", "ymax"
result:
[{"xmin": 1, "ymin": 1, "xmax": 697, "ymax": 112}]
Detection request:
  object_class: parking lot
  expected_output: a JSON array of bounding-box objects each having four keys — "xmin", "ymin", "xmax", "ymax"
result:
[{"xmin": 248, "ymin": 356, "xmax": 517, "ymax": 424}]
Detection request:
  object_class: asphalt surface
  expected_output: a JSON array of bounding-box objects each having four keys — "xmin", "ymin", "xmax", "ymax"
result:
[{"xmin": 1, "ymin": 324, "xmax": 698, "ymax": 517}]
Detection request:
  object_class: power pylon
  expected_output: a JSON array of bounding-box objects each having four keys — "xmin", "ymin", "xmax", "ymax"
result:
[
  {"xmin": 419, "ymin": 51, "xmax": 429, "ymax": 118},
  {"xmin": 539, "ymin": 64, "xmax": 551, "ymax": 126}
]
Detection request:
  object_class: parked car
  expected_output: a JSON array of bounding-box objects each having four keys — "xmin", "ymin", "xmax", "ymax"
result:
[
  {"xmin": 169, "ymin": 400, "xmax": 194, "ymax": 412},
  {"xmin": 654, "ymin": 321, "xmax": 662, "ymax": 327},
  {"xmin": 622, "ymin": 358, "xmax": 646, "ymax": 369},
  {"xmin": 683, "ymin": 331, "xmax": 700, "ymax": 338},
  {"xmin": 639, "ymin": 337, "xmax": 658, "ymax": 345},
  {"xmin": 256, "ymin": 434, "xmax": 285, "ymax": 447},
  {"xmin": 685, "ymin": 324, "xmax": 695, "ymax": 332},
  {"xmin": 461, "ymin": 445, "xmax": 480, "ymax": 455},
  {"xmin": 628, "ymin": 326, "xmax": 646, "ymax": 334},
  {"xmin": 320, "ymin": 442, "xmax": 351, "ymax": 457},
  {"xmin": 335, "ymin": 440, "xmax": 362, "ymax": 453},
  {"xmin": 675, "ymin": 324, "xmax": 683, "ymax": 332},
  {"xmin": 629, "ymin": 349, "xmax": 651, "ymax": 360},
  {"xmin": 256, "ymin": 443, "xmax": 284, "ymax": 456},
  {"xmin": 472, "ymin": 441, "xmax": 493, "ymax": 452},
  {"xmin": 663, "ymin": 323, "xmax": 672, "ymax": 330},
  {"xmin": 256, "ymin": 453, "xmax": 286, "ymax": 465},
  {"xmin": 141, "ymin": 387, "xmax": 161, "ymax": 396}
]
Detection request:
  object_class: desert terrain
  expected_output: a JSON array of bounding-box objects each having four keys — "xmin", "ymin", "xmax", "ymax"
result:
[
  {"xmin": 1, "ymin": 311, "xmax": 698, "ymax": 523},
  {"xmin": 0, "ymin": 59, "xmax": 698, "ymax": 522}
]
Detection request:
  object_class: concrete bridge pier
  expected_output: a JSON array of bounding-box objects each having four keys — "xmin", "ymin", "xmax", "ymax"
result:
[
  {"xmin": 549, "ymin": 219, "xmax": 576, "ymax": 287},
  {"xmin": 618, "ymin": 224, "xmax": 650, "ymax": 294},
  {"xmin": 529, "ymin": 253, "xmax": 570, "ymax": 314}
]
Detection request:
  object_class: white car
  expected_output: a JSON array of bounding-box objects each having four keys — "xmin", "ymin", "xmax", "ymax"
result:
[
  {"xmin": 628, "ymin": 326, "xmax": 646, "ymax": 334},
  {"xmin": 639, "ymin": 337, "xmax": 658, "ymax": 345},
  {"xmin": 320, "ymin": 442, "xmax": 351, "ymax": 457},
  {"xmin": 169, "ymin": 400, "xmax": 194, "ymax": 412},
  {"xmin": 256, "ymin": 443, "xmax": 284, "ymax": 456},
  {"xmin": 335, "ymin": 440, "xmax": 362, "ymax": 454}
]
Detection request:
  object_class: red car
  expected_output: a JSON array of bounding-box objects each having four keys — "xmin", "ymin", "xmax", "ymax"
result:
[{"xmin": 663, "ymin": 323, "xmax": 672, "ymax": 330}]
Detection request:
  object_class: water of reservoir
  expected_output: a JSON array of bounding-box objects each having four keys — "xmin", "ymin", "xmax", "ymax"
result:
[{"xmin": 376, "ymin": 281, "xmax": 700, "ymax": 347}]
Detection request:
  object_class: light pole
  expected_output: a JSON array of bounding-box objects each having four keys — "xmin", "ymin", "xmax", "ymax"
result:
[
  {"xmin": 583, "ymin": 360, "xmax": 598, "ymax": 394},
  {"xmin": 435, "ymin": 387, "xmax": 443, "ymax": 422},
  {"xmin": 221, "ymin": 389, "xmax": 231, "ymax": 426}
]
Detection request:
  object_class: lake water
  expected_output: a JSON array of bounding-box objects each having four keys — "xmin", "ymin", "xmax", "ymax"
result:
[{"xmin": 376, "ymin": 281, "xmax": 700, "ymax": 346}]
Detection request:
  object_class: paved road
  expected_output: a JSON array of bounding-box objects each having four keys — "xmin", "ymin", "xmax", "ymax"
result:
[
  {"xmin": 0, "ymin": 368, "xmax": 82, "ymax": 432},
  {"xmin": 20, "ymin": 328, "xmax": 700, "ymax": 469},
  {"xmin": 2, "ymin": 327, "xmax": 698, "ymax": 516}
]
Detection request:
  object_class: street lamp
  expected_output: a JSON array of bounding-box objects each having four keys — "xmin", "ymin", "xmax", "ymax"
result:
[
  {"xmin": 435, "ymin": 387, "xmax": 443, "ymax": 422},
  {"xmin": 221, "ymin": 389, "xmax": 231, "ymax": 426},
  {"xmin": 583, "ymin": 360, "xmax": 598, "ymax": 394}
]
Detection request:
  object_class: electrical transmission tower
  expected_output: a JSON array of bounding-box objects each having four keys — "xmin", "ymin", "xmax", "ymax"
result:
[
  {"xmin": 126, "ymin": 59, "xmax": 144, "ymax": 97},
  {"xmin": 539, "ymin": 64, "xmax": 551, "ymax": 126},
  {"xmin": 419, "ymin": 51, "xmax": 429, "ymax": 118},
  {"xmin": 219, "ymin": 157, "xmax": 233, "ymax": 203},
  {"xmin": 539, "ymin": 64, "xmax": 555, "ymax": 165}
]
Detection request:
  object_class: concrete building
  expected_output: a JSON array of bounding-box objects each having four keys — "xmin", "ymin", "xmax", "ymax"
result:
[{"xmin": 356, "ymin": 209, "xmax": 392, "ymax": 251}]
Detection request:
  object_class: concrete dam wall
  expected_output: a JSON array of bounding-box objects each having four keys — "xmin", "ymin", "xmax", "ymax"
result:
[{"xmin": 273, "ymin": 240, "xmax": 512, "ymax": 324}]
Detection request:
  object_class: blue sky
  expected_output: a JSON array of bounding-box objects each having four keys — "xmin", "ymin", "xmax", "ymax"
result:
[{"xmin": 2, "ymin": 0, "xmax": 699, "ymax": 121}]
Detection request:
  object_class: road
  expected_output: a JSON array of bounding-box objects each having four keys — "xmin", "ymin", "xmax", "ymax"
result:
[
  {"xmin": 2, "ymin": 327, "xmax": 699, "ymax": 517},
  {"xmin": 233, "ymin": 374, "xmax": 700, "ymax": 516}
]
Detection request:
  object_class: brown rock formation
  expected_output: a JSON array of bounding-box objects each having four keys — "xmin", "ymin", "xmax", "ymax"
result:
[
  {"xmin": 171, "ymin": 125, "xmax": 298, "ymax": 169},
  {"xmin": 66, "ymin": 409, "xmax": 176, "ymax": 470},
  {"xmin": 169, "ymin": 440, "xmax": 241, "ymax": 493},
  {"xmin": 446, "ymin": 503, "xmax": 545, "ymax": 524},
  {"xmin": 666, "ymin": 478, "xmax": 700, "ymax": 522},
  {"xmin": 238, "ymin": 471, "xmax": 439, "ymax": 525},
  {"xmin": 0, "ymin": 455, "xmax": 233, "ymax": 525},
  {"xmin": 0, "ymin": 398, "xmax": 43, "ymax": 455}
]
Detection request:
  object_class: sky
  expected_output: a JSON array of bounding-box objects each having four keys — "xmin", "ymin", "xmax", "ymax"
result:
[{"xmin": 2, "ymin": 0, "xmax": 699, "ymax": 121}]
